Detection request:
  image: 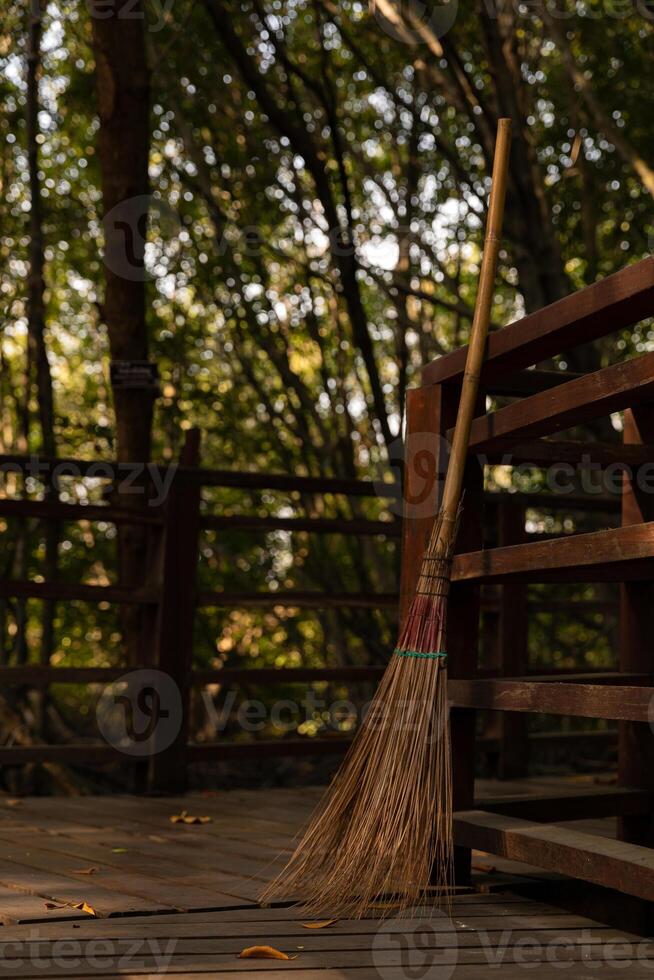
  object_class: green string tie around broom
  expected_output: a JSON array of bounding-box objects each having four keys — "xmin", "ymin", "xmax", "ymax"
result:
[{"xmin": 394, "ymin": 649, "xmax": 447, "ymax": 661}]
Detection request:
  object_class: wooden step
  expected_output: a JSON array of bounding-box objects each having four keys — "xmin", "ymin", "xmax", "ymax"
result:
[
  {"xmin": 452, "ymin": 522, "xmax": 654, "ymax": 583},
  {"xmin": 480, "ymin": 787, "xmax": 652, "ymax": 822},
  {"xmin": 454, "ymin": 808, "xmax": 654, "ymax": 901},
  {"xmin": 423, "ymin": 256, "xmax": 654, "ymax": 386}
]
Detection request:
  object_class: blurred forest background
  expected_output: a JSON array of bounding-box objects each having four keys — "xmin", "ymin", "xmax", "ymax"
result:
[{"xmin": 0, "ymin": 0, "xmax": 652, "ymax": 789}]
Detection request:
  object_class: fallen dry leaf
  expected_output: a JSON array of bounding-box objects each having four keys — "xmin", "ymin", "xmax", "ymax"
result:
[
  {"xmin": 170, "ymin": 810, "xmax": 212, "ymax": 825},
  {"xmin": 71, "ymin": 901, "xmax": 98, "ymax": 917},
  {"xmin": 45, "ymin": 900, "xmax": 99, "ymax": 916},
  {"xmin": 238, "ymin": 946, "xmax": 296, "ymax": 961},
  {"xmin": 5, "ymin": 798, "xmax": 22, "ymax": 807},
  {"xmin": 301, "ymin": 919, "xmax": 337, "ymax": 929},
  {"xmin": 73, "ymin": 867, "xmax": 99, "ymax": 876}
]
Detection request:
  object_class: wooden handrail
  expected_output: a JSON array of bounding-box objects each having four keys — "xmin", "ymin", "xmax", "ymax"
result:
[
  {"xmin": 0, "ymin": 662, "xmax": 621, "ymax": 688},
  {"xmin": 198, "ymin": 590, "xmax": 398, "ymax": 609},
  {"xmin": 422, "ymin": 255, "xmax": 654, "ymax": 387},
  {"xmin": 184, "ymin": 467, "xmax": 401, "ymax": 496},
  {"xmin": 200, "ymin": 514, "xmax": 401, "ymax": 535},
  {"xmin": 0, "ymin": 498, "xmax": 163, "ymax": 525},
  {"xmin": 452, "ymin": 522, "xmax": 654, "ymax": 583},
  {"xmin": 0, "ymin": 581, "xmax": 159, "ymax": 603},
  {"xmin": 448, "ymin": 678, "xmax": 654, "ymax": 721},
  {"xmin": 455, "ymin": 351, "xmax": 654, "ymax": 453},
  {"xmin": 0, "ymin": 454, "xmax": 401, "ymax": 498}
]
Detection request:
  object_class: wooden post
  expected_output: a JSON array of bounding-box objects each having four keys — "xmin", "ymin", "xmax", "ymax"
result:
[
  {"xmin": 400, "ymin": 382, "xmax": 483, "ymax": 888},
  {"xmin": 399, "ymin": 385, "xmax": 450, "ymax": 627},
  {"xmin": 618, "ymin": 407, "xmax": 654, "ymax": 845},
  {"xmin": 148, "ymin": 429, "xmax": 202, "ymax": 794},
  {"xmin": 496, "ymin": 497, "xmax": 529, "ymax": 779}
]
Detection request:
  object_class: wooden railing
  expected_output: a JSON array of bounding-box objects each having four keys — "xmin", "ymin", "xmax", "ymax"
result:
[
  {"xmin": 0, "ymin": 452, "xmax": 401, "ymax": 787},
  {"xmin": 0, "ymin": 458, "xmax": 617, "ymax": 786},
  {"xmin": 405, "ymin": 254, "xmax": 654, "ymax": 900}
]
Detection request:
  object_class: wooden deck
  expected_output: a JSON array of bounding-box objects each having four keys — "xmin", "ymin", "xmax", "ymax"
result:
[{"xmin": 0, "ymin": 784, "xmax": 651, "ymax": 977}]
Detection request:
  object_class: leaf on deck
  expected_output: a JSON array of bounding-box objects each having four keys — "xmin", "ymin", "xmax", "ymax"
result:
[
  {"xmin": 238, "ymin": 945, "xmax": 297, "ymax": 960},
  {"xmin": 170, "ymin": 809, "xmax": 212, "ymax": 824},
  {"xmin": 301, "ymin": 919, "xmax": 337, "ymax": 929},
  {"xmin": 71, "ymin": 901, "xmax": 98, "ymax": 917}
]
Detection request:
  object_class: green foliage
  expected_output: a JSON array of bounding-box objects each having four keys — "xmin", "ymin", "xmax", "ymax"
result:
[{"xmin": 0, "ymin": 0, "xmax": 652, "ymax": 763}]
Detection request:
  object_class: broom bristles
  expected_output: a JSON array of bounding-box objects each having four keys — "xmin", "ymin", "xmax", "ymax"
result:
[{"xmin": 259, "ymin": 515, "xmax": 454, "ymax": 919}]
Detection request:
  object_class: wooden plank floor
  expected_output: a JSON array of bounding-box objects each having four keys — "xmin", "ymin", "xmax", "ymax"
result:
[{"xmin": 0, "ymin": 784, "xmax": 649, "ymax": 977}]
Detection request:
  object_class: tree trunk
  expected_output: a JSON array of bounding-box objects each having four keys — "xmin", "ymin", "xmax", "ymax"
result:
[
  {"xmin": 479, "ymin": 5, "xmax": 569, "ymax": 312},
  {"xmin": 26, "ymin": 0, "xmax": 58, "ymax": 729},
  {"xmin": 90, "ymin": 0, "xmax": 152, "ymax": 462},
  {"xmin": 26, "ymin": 1, "xmax": 55, "ymax": 458},
  {"xmin": 90, "ymin": 0, "xmax": 153, "ymax": 667}
]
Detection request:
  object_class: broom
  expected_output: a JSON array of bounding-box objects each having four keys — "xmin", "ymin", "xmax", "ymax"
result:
[{"xmin": 260, "ymin": 118, "xmax": 512, "ymax": 919}]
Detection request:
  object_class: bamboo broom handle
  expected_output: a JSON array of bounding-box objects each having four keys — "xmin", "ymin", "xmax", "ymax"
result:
[{"xmin": 438, "ymin": 118, "xmax": 512, "ymax": 548}]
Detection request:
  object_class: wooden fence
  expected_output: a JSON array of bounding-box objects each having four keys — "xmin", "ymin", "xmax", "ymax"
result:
[
  {"xmin": 0, "ymin": 452, "xmax": 617, "ymax": 791},
  {"xmin": 0, "ymin": 447, "xmax": 403, "ymax": 788}
]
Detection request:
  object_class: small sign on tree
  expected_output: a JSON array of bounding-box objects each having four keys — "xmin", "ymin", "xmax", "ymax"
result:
[{"xmin": 110, "ymin": 361, "xmax": 160, "ymax": 392}]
